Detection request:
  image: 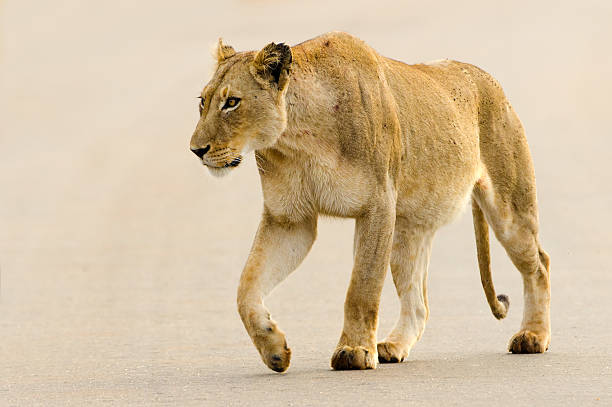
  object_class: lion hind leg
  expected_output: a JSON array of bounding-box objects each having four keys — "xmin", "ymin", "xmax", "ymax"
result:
[
  {"xmin": 377, "ymin": 218, "xmax": 434, "ymax": 363},
  {"xmin": 473, "ymin": 87, "xmax": 551, "ymax": 353}
]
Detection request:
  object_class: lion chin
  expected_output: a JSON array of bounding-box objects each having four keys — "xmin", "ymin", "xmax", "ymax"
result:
[{"xmin": 206, "ymin": 166, "xmax": 234, "ymax": 178}]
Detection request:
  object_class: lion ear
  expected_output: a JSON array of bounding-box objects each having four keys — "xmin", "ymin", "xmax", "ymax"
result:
[
  {"xmin": 216, "ymin": 38, "xmax": 236, "ymax": 63},
  {"xmin": 250, "ymin": 42, "xmax": 292, "ymax": 90}
]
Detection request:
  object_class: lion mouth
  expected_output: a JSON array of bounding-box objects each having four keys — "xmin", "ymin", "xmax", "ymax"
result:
[
  {"xmin": 224, "ymin": 156, "xmax": 242, "ymax": 168},
  {"xmin": 203, "ymin": 155, "xmax": 242, "ymax": 169}
]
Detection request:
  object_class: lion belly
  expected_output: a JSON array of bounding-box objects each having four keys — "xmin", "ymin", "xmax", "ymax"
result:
[{"xmin": 394, "ymin": 123, "xmax": 482, "ymax": 229}]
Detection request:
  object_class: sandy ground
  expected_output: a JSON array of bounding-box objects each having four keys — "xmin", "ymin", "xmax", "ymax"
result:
[{"xmin": 1, "ymin": 0, "xmax": 611, "ymax": 405}]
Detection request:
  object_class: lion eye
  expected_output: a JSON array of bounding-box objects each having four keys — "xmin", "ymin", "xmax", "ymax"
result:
[
  {"xmin": 222, "ymin": 97, "xmax": 241, "ymax": 110},
  {"xmin": 198, "ymin": 96, "xmax": 205, "ymax": 109}
]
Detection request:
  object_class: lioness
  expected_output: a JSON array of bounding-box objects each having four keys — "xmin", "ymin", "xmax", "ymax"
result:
[{"xmin": 190, "ymin": 32, "xmax": 551, "ymax": 372}]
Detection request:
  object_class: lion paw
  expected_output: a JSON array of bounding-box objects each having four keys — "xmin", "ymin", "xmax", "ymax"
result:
[
  {"xmin": 377, "ymin": 341, "xmax": 410, "ymax": 363},
  {"xmin": 263, "ymin": 342, "xmax": 291, "ymax": 372},
  {"xmin": 508, "ymin": 330, "xmax": 549, "ymax": 354},
  {"xmin": 254, "ymin": 323, "xmax": 292, "ymax": 373},
  {"xmin": 331, "ymin": 345, "xmax": 377, "ymax": 370}
]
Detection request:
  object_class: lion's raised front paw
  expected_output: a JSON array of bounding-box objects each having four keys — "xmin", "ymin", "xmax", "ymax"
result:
[
  {"xmin": 377, "ymin": 341, "xmax": 410, "ymax": 363},
  {"xmin": 253, "ymin": 323, "xmax": 292, "ymax": 373},
  {"xmin": 262, "ymin": 342, "xmax": 291, "ymax": 372},
  {"xmin": 331, "ymin": 345, "xmax": 377, "ymax": 370},
  {"xmin": 508, "ymin": 330, "xmax": 549, "ymax": 354}
]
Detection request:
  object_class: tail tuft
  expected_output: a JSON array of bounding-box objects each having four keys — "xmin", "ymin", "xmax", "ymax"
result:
[{"xmin": 493, "ymin": 294, "xmax": 510, "ymax": 320}]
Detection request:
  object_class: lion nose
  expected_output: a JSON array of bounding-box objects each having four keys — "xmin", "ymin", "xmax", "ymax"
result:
[{"xmin": 191, "ymin": 145, "xmax": 211, "ymax": 159}]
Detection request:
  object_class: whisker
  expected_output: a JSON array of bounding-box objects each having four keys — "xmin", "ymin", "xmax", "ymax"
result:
[{"xmin": 254, "ymin": 151, "xmax": 266, "ymax": 174}]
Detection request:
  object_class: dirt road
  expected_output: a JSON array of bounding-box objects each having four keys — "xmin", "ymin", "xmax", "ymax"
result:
[{"xmin": 1, "ymin": 1, "xmax": 611, "ymax": 405}]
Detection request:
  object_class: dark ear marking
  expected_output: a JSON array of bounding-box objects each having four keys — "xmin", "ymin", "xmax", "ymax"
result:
[{"xmin": 251, "ymin": 42, "xmax": 292, "ymax": 88}]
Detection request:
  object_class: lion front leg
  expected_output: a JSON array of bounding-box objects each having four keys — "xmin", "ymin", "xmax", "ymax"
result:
[
  {"xmin": 331, "ymin": 197, "xmax": 395, "ymax": 370},
  {"xmin": 237, "ymin": 210, "xmax": 317, "ymax": 373}
]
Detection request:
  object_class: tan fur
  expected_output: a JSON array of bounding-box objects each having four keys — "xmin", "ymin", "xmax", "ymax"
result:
[
  {"xmin": 190, "ymin": 32, "xmax": 551, "ymax": 372},
  {"xmin": 216, "ymin": 38, "xmax": 236, "ymax": 62}
]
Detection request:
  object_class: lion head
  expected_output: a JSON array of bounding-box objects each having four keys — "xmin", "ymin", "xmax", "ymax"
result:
[{"xmin": 190, "ymin": 39, "xmax": 292, "ymax": 177}]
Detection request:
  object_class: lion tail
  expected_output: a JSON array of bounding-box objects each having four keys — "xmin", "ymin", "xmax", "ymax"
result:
[{"xmin": 471, "ymin": 198, "xmax": 509, "ymax": 320}]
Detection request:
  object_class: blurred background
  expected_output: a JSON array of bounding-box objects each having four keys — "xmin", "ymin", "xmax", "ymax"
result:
[{"xmin": 1, "ymin": 0, "xmax": 611, "ymax": 405}]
